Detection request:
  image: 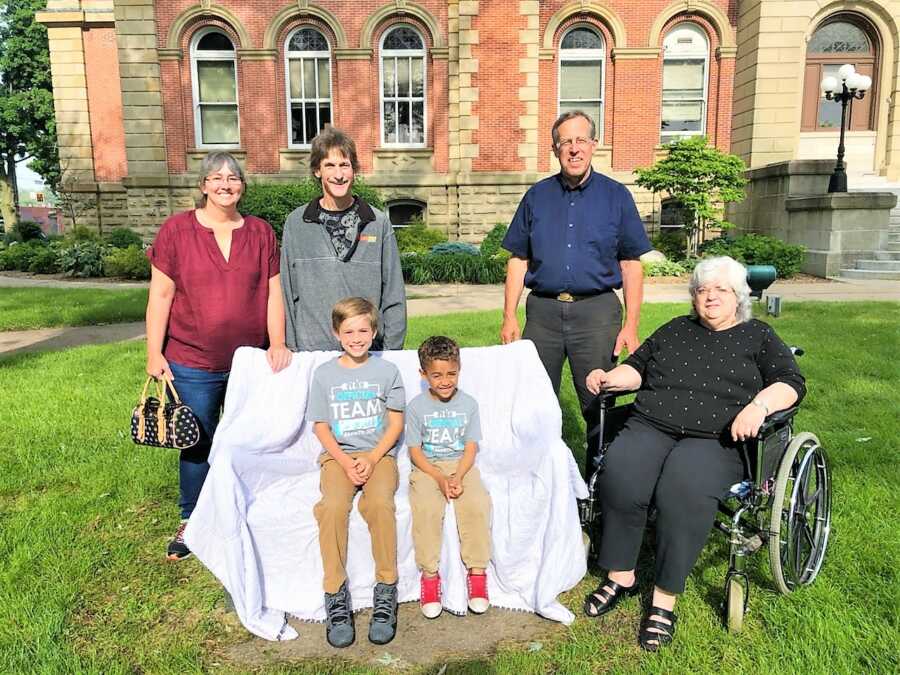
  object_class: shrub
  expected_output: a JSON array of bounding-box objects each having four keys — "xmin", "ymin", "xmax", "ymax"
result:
[
  {"xmin": 65, "ymin": 225, "xmax": 101, "ymax": 242},
  {"xmin": 14, "ymin": 220, "xmax": 45, "ymax": 242},
  {"xmin": 394, "ymin": 217, "xmax": 447, "ymax": 254},
  {"xmin": 698, "ymin": 234, "xmax": 805, "ymax": 278},
  {"xmin": 401, "ymin": 252, "xmax": 506, "ymax": 284},
  {"xmin": 240, "ymin": 177, "xmax": 385, "ymax": 239},
  {"xmin": 642, "ymin": 259, "xmax": 689, "ymax": 277},
  {"xmin": 0, "ymin": 241, "xmax": 46, "ymax": 271},
  {"xmin": 430, "ymin": 241, "xmax": 480, "ymax": 256},
  {"xmin": 479, "ymin": 223, "xmax": 508, "ymax": 257},
  {"xmin": 28, "ymin": 245, "xmax": 61, "ymax": 274},
  {"xmin": 58, "ymin": 241, "xmax": 106, "ymax": 278},
  {"xmin": 651, "ymin": 230, "xmax": 688, "ymax": 261},
  {"xmin": 105, "ymin": 227, "xmax": 144, "ymax": 249},
  {"xmin": 103, "ymin": 245, "xmax": 150, "ymax": 280}
]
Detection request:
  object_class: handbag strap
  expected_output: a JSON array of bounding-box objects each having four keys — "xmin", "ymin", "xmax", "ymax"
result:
[{"xmin": 162, "ymin": 377, "xmax": 182, "ymax": 404}]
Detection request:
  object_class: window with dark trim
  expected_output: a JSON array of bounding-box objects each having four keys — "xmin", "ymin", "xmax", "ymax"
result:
[{"xmin": 802, "ymin": 16, "xmax": 877, "ymax": 131}]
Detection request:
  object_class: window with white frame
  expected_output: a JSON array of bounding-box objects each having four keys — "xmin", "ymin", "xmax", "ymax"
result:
[
  {"xmin": 661, "ymin": 23, "xmax": 709, "ymax": 142},
  {"xmin": 558, "ymin": 26, "xmax": 605, "ymax": 142},
  {"xmin": 380, "ymin": 26, "xmax": 426, "ymax": 146},
  {"xmin": 190, "ymin": 29, "xmax": 240, "ymax": 147},
  {"xmin": 285, "ymin": 27, "xmax": 331, "ymax": 147}
]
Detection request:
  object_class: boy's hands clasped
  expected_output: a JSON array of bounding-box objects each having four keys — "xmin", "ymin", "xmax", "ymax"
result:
[
  {"xmin": 340, "ymin": 453, "xmax": 376, "ymax": 486},
  {"xmin": 431, "ymin": 470, "xmax": 464, "ymax": 501}
]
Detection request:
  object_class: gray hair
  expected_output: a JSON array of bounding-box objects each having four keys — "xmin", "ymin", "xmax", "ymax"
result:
[
  {"xmin": 689, "ymin": 256, "xmax": 753, "ymax": 323},
  {"xmin": 551, "ymin": 110, "xmax": 597, "ymax": 148},
  {"xmin": 197, "ymin": 151, "xmax": 245, "ymax": 207}
]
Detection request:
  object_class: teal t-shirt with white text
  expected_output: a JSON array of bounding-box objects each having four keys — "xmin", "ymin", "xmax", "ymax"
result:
[{"xmin": 405, "ymin": 389, "xmax": 481, "ymax": 461}]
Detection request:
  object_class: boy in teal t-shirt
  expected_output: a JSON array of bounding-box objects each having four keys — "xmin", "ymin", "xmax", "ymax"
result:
[{"xmin": 406, "ymin": 336, "xmax": 492, "ymax": 619}]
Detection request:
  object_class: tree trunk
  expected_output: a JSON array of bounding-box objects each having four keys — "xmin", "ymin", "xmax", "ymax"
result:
[{"xmin": 0, "ymin": 159, "xmax": 18, "ymax": 232}]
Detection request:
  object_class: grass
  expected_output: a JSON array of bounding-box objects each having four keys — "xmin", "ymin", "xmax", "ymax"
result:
[
  {"xmin": 1, "ymin": 302, "xmax": 898, "ymax": 673},
  {"xmin": 0, "ymin": 287, "xmax": 148, "ymax": 331}
]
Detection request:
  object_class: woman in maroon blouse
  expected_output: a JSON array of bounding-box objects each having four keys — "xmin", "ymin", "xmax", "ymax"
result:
[{"xmin": 145, "ymin": 151, "xmax": 292, "ymax": 561}]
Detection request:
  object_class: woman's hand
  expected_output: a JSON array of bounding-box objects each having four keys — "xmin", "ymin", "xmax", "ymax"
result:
[
  {"xmin": 586, "ymin": 368, "xmax": 610, "ymax": 395},
  {"xmin": 146, "ymin": 352, "xmax": 173, "ymax": 380},
  {"xmin": 266, "ymin": 343, "xmax": 293, "ymax": 373},
  {"xmin": 730, "ymin": 403, "xmax": 767, "ymax": 442}
]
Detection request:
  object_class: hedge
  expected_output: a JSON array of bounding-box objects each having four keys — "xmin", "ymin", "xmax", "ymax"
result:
[
  {"xmin": 698, "ymin": 234, "xmax": 805, "ymax": 278},
  {"xmin": 240, "ymin": 178, "xmax": 385, "ymax": 239}
]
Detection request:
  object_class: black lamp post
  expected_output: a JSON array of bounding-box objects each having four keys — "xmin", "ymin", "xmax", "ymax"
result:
[{"xmin": 821, "ymin": 64, "xmax": 871, "ymax": 193}]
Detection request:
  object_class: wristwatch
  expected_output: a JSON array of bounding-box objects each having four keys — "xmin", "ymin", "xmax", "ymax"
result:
[{"xmin": 751, "ymin": 399, "xmax": 769, "ymax": 415}]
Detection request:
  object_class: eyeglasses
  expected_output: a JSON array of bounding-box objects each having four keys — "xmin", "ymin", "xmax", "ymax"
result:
[
  {"xmin": 204, "ymin": 175, "xmax": 242, "ymax": 185},
  {"xmin": 696, "ymin": 286, "xmax": 734, "ymax": 297},
  {"xmin": 556, "ymin": 136, "xmax": 595, "ymax": 149}
]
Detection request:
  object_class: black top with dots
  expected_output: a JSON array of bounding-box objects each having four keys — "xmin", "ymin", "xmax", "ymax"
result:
[{"xmin": 623, "ymin": 316, "xmax": 806, "ymax": 438}]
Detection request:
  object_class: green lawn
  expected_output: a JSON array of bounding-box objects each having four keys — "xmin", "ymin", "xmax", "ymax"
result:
[
  {"xmin": 0, "ymin": 287, "xmax": 149, "ymax": 331},
  {"xmin": 1, "ymin": 302, "xmax": 898, "ymax": 673}
]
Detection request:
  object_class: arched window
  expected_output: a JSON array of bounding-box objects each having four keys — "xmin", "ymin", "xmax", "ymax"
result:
[
  {"xmin": 285, "ymin": 27, "xmax": 331, "ymax": 147},
  {"xmin": 661, "ymin": 23, "xmax": 709, "ymax": 143},
  {"xmin": 558, "ymin": 26, "xmax": 605, "ymax": 141},
  {"xmin": 190, "ymin": 29, "xmax": 239, "ymax": 147},
  {"xmin": 380, "ymin": 25, "xmax": 426, "ymax": 146},
  {"xmin": 802, "ymin": 16, "xmax": 877, "ymax": 131}
]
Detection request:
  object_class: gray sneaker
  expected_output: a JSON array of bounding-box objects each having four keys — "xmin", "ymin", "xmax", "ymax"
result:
[
  {"xmin": 324, "ymin": 581, "xmax": 355, "ymax": 648},
  {"xmin": 368, "ymin": 582, "xmax": 398, "ymax": 645}
]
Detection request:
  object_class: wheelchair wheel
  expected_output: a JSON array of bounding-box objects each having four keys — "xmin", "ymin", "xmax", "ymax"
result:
[
  {"xmin": 725, "ymin": 575, "xmax": 746, "ymax": 633},
  {"xmin": 768, "ymin": 432, "xmax": 831, "ymax": 595}
]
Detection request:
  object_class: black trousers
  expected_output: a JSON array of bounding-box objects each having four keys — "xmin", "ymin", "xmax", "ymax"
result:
[
  {"xmin": 523, "ymin": 291, "xmax": 622, "ymax": 421},
  {"xmin": 596, "ymin": 415, "xmax": 744, "ymax": 594}
]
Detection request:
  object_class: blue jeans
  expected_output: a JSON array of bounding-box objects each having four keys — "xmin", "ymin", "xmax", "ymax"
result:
[{"xmin": 169, "ymin": 362, "xmax": 230, "ymax": 519}]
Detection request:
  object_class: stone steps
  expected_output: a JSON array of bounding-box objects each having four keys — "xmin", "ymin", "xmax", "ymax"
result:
[
  {"xmin": 841, "ymin": 176, "xmax": 900, "ymax": 279},
  {"xmin": 856, "ymin": 259, "xmax": 900, "ymax": 271},
  {"xmin": 838, "ymin": 268, "xmax": 900, "ymax": 280}
]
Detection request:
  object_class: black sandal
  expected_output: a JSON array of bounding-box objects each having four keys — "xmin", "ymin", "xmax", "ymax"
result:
[
  {"xmin": 583, "ymin": 578, "xmax": 639, "ymax": 618},
  {"xmin": 639, "ymin": 606, "xmax": 677, "ymax": 652}
]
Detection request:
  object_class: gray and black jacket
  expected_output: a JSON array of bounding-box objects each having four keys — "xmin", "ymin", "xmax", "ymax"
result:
[{"xmin": 280, "ymin": 198, "xmax": 407, "ymax": 351}]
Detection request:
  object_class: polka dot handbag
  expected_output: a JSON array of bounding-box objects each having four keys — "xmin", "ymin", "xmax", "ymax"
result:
[{"xmin": 131, "ymin": 376, "xmax": 200, "ymax": 449}]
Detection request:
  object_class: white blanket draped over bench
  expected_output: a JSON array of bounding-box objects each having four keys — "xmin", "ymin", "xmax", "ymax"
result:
[{"xmin": 184, "ymin": 341, "xmax": 588, "ymax": 641}]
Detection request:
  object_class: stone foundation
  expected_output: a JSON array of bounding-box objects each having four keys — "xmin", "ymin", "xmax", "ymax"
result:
[{"xmin": 59, "ymin": 171, "xmax": 661, "ymax": 243}]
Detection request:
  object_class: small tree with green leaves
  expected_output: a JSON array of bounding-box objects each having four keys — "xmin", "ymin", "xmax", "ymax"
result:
[{"xmin": 635, "ymin": 136, "xmax": 747, "ymax": 257}]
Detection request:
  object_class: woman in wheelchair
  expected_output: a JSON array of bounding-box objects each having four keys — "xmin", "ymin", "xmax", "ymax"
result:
[{"xmin": 582, "ymin": 256, "xmax": 806, "ymax": 651}]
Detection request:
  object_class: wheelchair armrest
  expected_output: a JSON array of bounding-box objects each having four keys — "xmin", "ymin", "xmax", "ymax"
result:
[
  {"xmin": 584, "ymin": 389, "xmax": 638, "ymax": 422},
  {"xmin": 757, "ymin": 405, "xmax": 800, "ymax": 436}
]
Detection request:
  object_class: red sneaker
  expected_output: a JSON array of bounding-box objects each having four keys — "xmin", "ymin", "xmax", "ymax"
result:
[
  {"xmin": 420, "ymin": 573, "xmax": 442, "ymax": 618},
  {"xmin": 467, "ymin": 571, "xmax": 489, "ymax": 614}
]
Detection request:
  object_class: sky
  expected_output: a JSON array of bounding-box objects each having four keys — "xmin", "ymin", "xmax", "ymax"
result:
[{"xmin": 17, "ymin": 162, "xmax": 45, "ymax": 192}]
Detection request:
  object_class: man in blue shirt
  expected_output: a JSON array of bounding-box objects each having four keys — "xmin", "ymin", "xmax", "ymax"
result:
[{"xmin": 500, "ymin": 110, "xmax": 651, "ymax": 429}]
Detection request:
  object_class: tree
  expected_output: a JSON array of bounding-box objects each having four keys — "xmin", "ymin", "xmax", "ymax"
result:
[
  {"xmin": 635, "ymin": 136, "xmax": 747, "ymax": 257},
  {"xmin": 0, "ymin": 0, "xmax": 59, "ymax": 230}
]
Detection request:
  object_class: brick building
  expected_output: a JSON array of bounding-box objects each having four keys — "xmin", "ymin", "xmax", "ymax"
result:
[{"xmin": 35, "ymin": 1, "xmax": 900, "ymax": 240}]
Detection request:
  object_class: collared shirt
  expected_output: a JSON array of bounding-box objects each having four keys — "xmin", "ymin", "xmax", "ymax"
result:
[{"xmin": 502, "ymin": 169, "xmax": 652, "ymax": 295}]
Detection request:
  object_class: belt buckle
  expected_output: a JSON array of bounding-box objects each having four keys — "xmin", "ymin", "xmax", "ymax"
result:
[{"xmin": 557, "ymin": 292, "xmax": 575, "ymax": 302}]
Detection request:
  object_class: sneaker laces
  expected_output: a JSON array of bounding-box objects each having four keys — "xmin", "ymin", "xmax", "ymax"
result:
[
  {"xmin": 372, "ymin": 585, "xmax": 395, "ymax": 623},
  {"xmin": 325, "ymin": 590, "xmax": 351, "ymax": 625},
  {"xmin": 172, "ymin": 522, "xmax": 188, "ymax": 544}
]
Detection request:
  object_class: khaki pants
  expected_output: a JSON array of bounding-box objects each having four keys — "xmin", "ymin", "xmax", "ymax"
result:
[
  {"xmin": 314, "ymin": 453, "xmax": 399, "ymax": 594},
  {"xmin": 409, "ymin": 460, "xmax": 492, "ymax": 575}
]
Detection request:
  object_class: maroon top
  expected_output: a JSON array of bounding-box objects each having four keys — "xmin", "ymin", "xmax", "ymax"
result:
[{"xmin": 147, "ymin": 210, "xmax": 280, "ymax": 372}]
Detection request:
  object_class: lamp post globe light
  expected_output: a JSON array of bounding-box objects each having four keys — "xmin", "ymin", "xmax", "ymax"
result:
[{"xmin": 820, "ymin": 63, "xmax": 872, "ymax": 193}]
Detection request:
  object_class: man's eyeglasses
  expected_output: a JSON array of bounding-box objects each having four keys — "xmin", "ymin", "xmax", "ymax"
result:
[
  {"xmin": 205, "ymin": 175, "xmax": 242, "ymax": 185},
  {"xmin": 556, "ymin": 136, "xmax": 595, "ymax": 150}
]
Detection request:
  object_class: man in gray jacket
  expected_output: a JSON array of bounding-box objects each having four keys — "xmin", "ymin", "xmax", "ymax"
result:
[{"xmin": 281, "ymin": 127, "xmax": 407, "ymax": 351}]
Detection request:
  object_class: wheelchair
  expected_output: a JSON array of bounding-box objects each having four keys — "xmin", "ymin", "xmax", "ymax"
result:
[{"xmin": 577, "ymin": 353, "xmax": 831, "ymax": 633}]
